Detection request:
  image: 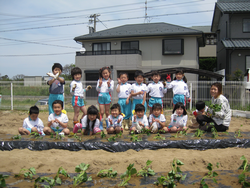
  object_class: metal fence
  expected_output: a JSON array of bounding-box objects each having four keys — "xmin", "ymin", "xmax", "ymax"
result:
[{"xmin": 0, "ymin": 80, "xmax": 249, "ymax": 111}]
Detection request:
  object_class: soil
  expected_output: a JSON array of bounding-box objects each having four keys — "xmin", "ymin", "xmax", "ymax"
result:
[{"xmin": 0, "ymin": 110, "xmax": 250, "ymax": 187}]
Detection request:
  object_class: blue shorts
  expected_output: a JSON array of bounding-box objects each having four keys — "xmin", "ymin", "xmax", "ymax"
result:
[
  {"xmin": 26, "ymin": 128, "xmax": 32, "ymax": 133},
  {"xmin": 51, "ymin": 127, "xmax": 63, "ymax": 133},
  {"xmin": 132, "ymin": 98, "xmax": 147, "ymax": 114},
  {"xmin": 98, "ymin": 92, "xmax": 111, "ymax": 105},
  {"xmin": 72, "ymin": 95, "xmax": 85, "ymax": 107},
  {"xmin": 49, "ymin": 94, "xmax": 64, "ymax": 114},
  {"xmin": 118, "ymin": 98, "xmax": 131, "ymax": 120},
  {"xmin": 148, "ymin": 97, "xmax": 163, "ymax": 108},
  {"xmin": 173, "ymin": 94, "xmax": 185, "ymax": 105}
]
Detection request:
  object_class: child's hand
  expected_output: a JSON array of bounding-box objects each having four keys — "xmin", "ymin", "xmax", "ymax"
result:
[
  {"xmin": 126, "ymin": 98, "xmax": 129, "ymax": 104},
  {"xmin": 54, "ymin": 118, "xmax": 60, "ymax": 123},
  {"xmin": 117, "ymin": 78, "xmax": 121, "ymax": 85},
  {"xmin": 138, "ymin": 121, "xmax": 144, "ymax": 126},
  {"xmin": 99, "ymin": 78, "xmax": 103, "ymax": 87},
  {"xmin": 162, "ymin": 80, "xmax": 167, "ymax": 87},
  {"xmin": 139, "ymin": 91, "xmax": 144, "ymax": 95},
  {"xmin": 107, "ymin": 78, "xmax": 111, "ymax": 88},
  {"xmin": 109, "ymin": 119, "xmax": 113, "ymax": 125},
  {"xmin": 155, "ymin": 119, "xmax": 160, "ymax": 123},
  {"xmin": 152, "ymin": 117, "xmax": 155, "ymax": 122},
  {"xmin": 117, "ymin": 118, "xmax": 121, "ymax": 124},
  {"xmin": 72, "ymin": 84, "xmax": 77, "ymax": 91},
  {"xmin": 133, "ymin": 115, "xmax": 137, "ymax": 121},
  {"xmin": 85, "ymin": 85, "xmax": 92, "ymax": 91}
]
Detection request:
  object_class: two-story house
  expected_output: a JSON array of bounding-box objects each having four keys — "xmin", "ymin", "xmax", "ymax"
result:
[
  {"xmin": 211, "ymin": 0, "xmax": 250, "ymax": 78},
  {"xmin": 74, "ymin": 22, "xmax": 205, "ymax": 83}
]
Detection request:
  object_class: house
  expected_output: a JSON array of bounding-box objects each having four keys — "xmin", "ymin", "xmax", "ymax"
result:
[
  {"xmin": 24, "ymin": 76, "xmax": 42, "ymax": 86},
  {"xmin": 74, "ymin": 22, "xmax": 205, "ymax": 82},
  {"xmin": 211, "ymin": 0, "xmax": 250, "ymax": 78}
]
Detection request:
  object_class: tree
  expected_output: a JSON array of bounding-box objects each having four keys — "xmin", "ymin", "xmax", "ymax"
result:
[
  {"xmin": 226, "ymin": 69, "xmax": 244, "ymax": 81},
  {"xmin": 0, "ymin": 74, "xmax": 10, "ymax": 81},
  {"xmin": 12, "ymin": 74, "xmax": 25, "ymax": 81},
  {"xmin": 61, "ymin": 64, "xmax": 75, "ymax": 80}
]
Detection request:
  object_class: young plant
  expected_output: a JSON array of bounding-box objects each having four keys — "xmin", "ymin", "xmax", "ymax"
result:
[
  {"xmin": 154, "ymin": 133, "xmax": 165, "ymax": 140},
  {"xmin": 179, "ymin": 128, "xmax": 188, "ymax": 136},
  {"xmin": 234, "ymin": 125, "xmax": 243, "ymax": 138},
  {"xmin": 97, "ymin": 167, "xmax": 117, "ymax": 178},
  {"xmin": 0, "ymin": 174, "xmax": 9, "ymax": 187},
  {"xmin": 192, "ymin": 129, "xmax": 204, "ymax": 138},
  {"xmin": 12, "ymin": 134, "xmax": 21, "ymax": 140},
  {"xmin": 54, "ymin": 166, "xmax": 71, "ymax": 185},
  {"xmin": 211, "ymin": 126, "xmax": 218, "ymax": 139},
  {"xmin": 154, "ymin": 158, "xmax": 186, "ymax": 187},
  {"xmin": 137, "ymin": 160, "xmax": 155, "ymax": 177},
  {"xmin": 107, "ymin": 135, "xmax": 117, "ymax": 142},
  {"xmin": 200, "ymin": 162, "xmax": 219, "ymax": 188},
  {"xmin": 15, "ymin": 167, "xmax": 36, "ymax": 180},
  {"xmin": 141, "ymin": 128, "xmax": 151, "ymax": 136},
  {"xmin": 34, "ymin": 176, "xmax": 55, "ymax": 188},
  {"xmin": 73, "ymin": 163, "xmax": 92, "ymax": 187},
  {"xmin": 30, "ymin": 132, "xmax": 43, "ymax": 139},
  {"xmin": 130, "ymin": 134, "xmax": 142, "ymax": 142},
  {"xmin": 101, "ymin": 131, "xmax": 106, "ymax": 138},
  {"xmin": 208, "ymin": 104, "xmax": 222, "ymax": 115},
  {"xmin": 238, "ymin": 155, "xmax": 250, "ymax": 187},
  {"xmin": 119, "ymin": 163, "xmax": 137, "ymax": 187}
]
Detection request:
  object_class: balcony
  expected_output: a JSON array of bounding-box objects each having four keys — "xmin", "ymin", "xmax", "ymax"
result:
[{"xmin": 76, "ymin": 49, "xmax": 142, "ymax": 56}]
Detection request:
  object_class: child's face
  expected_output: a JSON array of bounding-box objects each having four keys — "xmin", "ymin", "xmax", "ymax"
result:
[
  {"xmin": 135, "ymin": 75, "xmax": 144, "ymax": 84},
  {"xmin": 53, "ymin": 103, "xmax": 63, "ymax": 115},
  {"xmin": 53, "ymin": 67, "xmax": 61, "ymax": 75},
  {"xmin": 102, "ymin": 69, "xmax": 110, "ymax": 80},
  {"xmin": 210, "ymin": 86, "xmax": 219, "ymax": 98},
  {"xmin": 152, "ymin": 109, "xmax": 161, "ymax": 117},
  {"xmin": 176, "ymin": 73, "xmax": 183, "ymax": 80},
  {"xmin": 74, "ymin": 73, "xmax": 81, "ymax": 81},
  {"xmin": 175, "ymin": 107, "xmax": 184, "ymax": 116},
  {"xmin": 136, "ymin": 111, "xmax": 144, "ymax": 118},
  {"xmin": 111, "ymin": 108, "xmax": 120, "ymax": 118},
  {"xmin": 152, "ymin": 75, "xmax": 160, "ymax": 83},
  {"xmin": 88, "ymin": 114, "xmax": 97, "ymax": 121},
  {"xmin": 120, "ymin": 74, "xmax": 128, "ymax": 84},
  {"xmin": 29, "ymin": 113, "xmax": 38, "ymax": 121}
]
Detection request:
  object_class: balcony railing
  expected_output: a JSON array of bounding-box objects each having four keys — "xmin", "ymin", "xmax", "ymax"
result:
[{"xmin": 76, "ymin": 49, "xmax": 142, "ymax": 56}]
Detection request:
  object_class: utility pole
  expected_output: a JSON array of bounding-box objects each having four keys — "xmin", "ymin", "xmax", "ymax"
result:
[{"xmin": 89, "ymin": 14, "xmax": 100, "ymax": 33}]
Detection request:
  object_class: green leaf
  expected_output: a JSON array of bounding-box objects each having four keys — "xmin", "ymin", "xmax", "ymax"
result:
[
  {"xmin": 212, "ymin": 172, "xmax": 218, "ymax": 177},
  {"xmin": 212, "ymin": 177, "xmax": 218, "ymax": 184},
  {"xmin": 240, "ymin": 155, "xmax": 246, "ymax": 161},
  {"xmin": 146, "ymin": 160, "xmax": 152, "ymax": 166},
  {"xmin": 130, "ymin": 168, "xmax": 137, "ymax": 175},
  {"xmin": 56, "ymin": 177, "xmax": 62, "ymax": 185},
  {"xmin": 29, "ymin": 167, "xmax": 36, "ymax": 175},
  {"xmin": 177, "ymin": 167, "xmax": 182, "ymax": 173},
  {"xmin": 203, "ymin": 184, "xmax": 209, "ymax": 188}
]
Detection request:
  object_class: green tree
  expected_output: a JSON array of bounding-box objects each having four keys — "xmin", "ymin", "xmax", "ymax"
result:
[{"xmin": 61, "ymin": 64, "xmax": 75, "ymax": 80}]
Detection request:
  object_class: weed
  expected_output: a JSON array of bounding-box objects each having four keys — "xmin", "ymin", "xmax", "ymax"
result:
[
  {"xmin": 238, "ymin": 155, "xmax": 250, "ymax": 187},
  {"xmin": 73, "ymin": 163, "xmax": 92, "ymax": 187},
  {"xmin": 119, "ymin": 163, "xmax": 137, "ymax": 186},
  {"xmin": 15, "ymin": 167, "xmax": 36, "ymax": 180},
  {"xmin": 130, "ymin": 134, "xmax": 142, "ymax": 142},
  {"xmin": 192, "ymin": 129, "xmax": 204, "ymax": 138},
  {"xmin": 97, "ymin": 167, "xmax": 117, "ymax": 178},
  {"xmin": 154, "ymin": 133, "xmax": 165, "ymax": 140},
  {"xmin": 154, "ymin": 158, "xmax": 186, "ymax": 187},
  {"xmin": 12, "ymin": 134, "xmax": 21, "ymax": 140},
  {"xmin": 0, "ymin": 174, "xmax": 9, "ymax": 187},
  {"xmin": 200, "ymin": 162, "xmax": 219, "ymax": 188},
  {"xmin": 137, "ymin": 160, "xmax": 155, "ymax": 177}
]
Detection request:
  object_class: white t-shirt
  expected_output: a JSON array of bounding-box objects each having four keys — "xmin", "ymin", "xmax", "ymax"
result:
[
  {"xmin": 48, "ymin": 113, "xmax": 68, "ymax": 130},
  {"xmin": 148, "ymin": 114, "xmax": 166, "ymax": 128},
  {"xmin": 169, "ymin": 113, "xmax": 188, "ymax": 127},
  {"xmin": 131, "ymin": 83, "xmax": 147, "ymax": 99},
  {"xmin": 23, "ymin": 117, "xmax": 44, "ymax": 132},
  {"xmin": 107, "ymin": 114, "xmax": 123, "ymax": 128},
  {"xmin": 147, "ymin": 82, "xmax": 167, "ymax": 98},
  {"xmin": 96, "ymin": 78, "xmax": 114, "ymax": 93},
  {"xmin": 117, "ymin": 83, "xmax": 131, "ymax": 98},
  {"xmin": 131, "ymin": 114, "xmax": 148, "ymax": 128},
  {"xmin": 167, "ymin": 80, "xmax": 190, "ymax": 98},
  {"xmin": 81, "ymin": 115, "xmax": 100, "ymax": 131},
  {"xmin": 70, "ymin": 80, "xmax": 85, "ymax": 98}
]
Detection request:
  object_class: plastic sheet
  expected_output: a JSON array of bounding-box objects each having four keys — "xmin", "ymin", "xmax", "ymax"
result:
[{"xmin": 1, "ymin": 132, "xmax": 250, "ymax": 152}]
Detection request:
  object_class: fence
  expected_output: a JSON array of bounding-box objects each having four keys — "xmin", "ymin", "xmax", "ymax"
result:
[{"xmin": 0, "ymin": 81, "xmax": 249, "ymax": 111}]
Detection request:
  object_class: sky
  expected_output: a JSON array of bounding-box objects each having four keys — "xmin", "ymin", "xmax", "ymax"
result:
[{"xmin": 0, "ymin": 0, "xmax": 217, "ymax": 79}]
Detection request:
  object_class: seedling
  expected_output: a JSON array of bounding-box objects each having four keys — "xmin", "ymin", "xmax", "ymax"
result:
[
  {"xmin": 238, "ymin": 155, "xmax": 250, "ymax": 187},
  {"xmin": 179, "ymin": 128, "xmax": 188, "ymax": 136},
  {"xmin": 192, "ymin": 129, "xmax": 204, "ymax": 138},
  {"xmin": 30, "ymin": 132, "xmax": 43, "ymax": 139},
  {"xmin": 101, "ymin": 131, "xmax": 106, "ymax": 138},
  {"xmin": 119, "ymin": 163, "xmax": 137, "ymax": 186},
  {"xmin": 137, "ymin": 160, "xmax": 155, "ymax": 177},
  {"xmin": 200, "ymin": 162, "xmax": 219, "ymax": 188},
  {"xmin": 158, "ymin": 129, "xmax": 166, "ymax": 134},
  {"xmin": 97, "ymin": 167, "xmax": 117, "ymax": 178},
  {"xmin": 141, "ymin": 128, "xmax": 151, "ymax": 136},
  {"xmin": 15, "ymin": 167, "xmax": 36, "ymax": 180},
  {"xmin": 107, "ymin": 135, "xmax": 117, "ymax": 142},
  {"xmin": 154, "ymin": 133, "xmax": 165, "ymax": 140},
  {"xmin": 73, "ymin": 163, "xmax": 92, "ymax": 187},
  {"xmin": 130, "ymin": 134, "xmax": 142, "ymax": 142},
  {"xmin": 211, "ymin": 126, "xmax": 218, "ymax": 139},
  {"xmin": 12, "ymin": 134, "xmax": 21, "ymax": 140},
  {"xmin": 154, "ymin": 158, "xmax": 186, "ymax": 187},
  {"xmin": 208, "ymin": 104, "xmax": 222, "ymax": 115},
  {"xmin": 54, "ymin": 166, "xmax": 71, "ymax": 185},
  {"xmin": 0, "ymin": 174, "xmax": 9, "ymax": 187},
  {"xmin": 234, "ymin": 125, "xmax": 243, "ymax": 138}
]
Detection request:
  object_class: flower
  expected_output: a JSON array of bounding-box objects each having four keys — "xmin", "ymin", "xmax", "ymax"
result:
[{"xmin": 61, "ymin": 109, "xmax": 67, "ymax": 114}]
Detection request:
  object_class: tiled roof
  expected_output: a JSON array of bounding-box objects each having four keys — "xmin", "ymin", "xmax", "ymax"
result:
[
  {"xmin": 74, "ymin": 22, "xmax": 203, "ymax": 41},
  {"xmin": 222, "ymin": 39, "xmax": 250, "ymax": 49},
  {"xmin": 217, "ymin": 2, "xmax": 250, "ymax": 13},
  {"xmin": 189, "ymin": 26, "xmax": 212, "ymax": 33}
]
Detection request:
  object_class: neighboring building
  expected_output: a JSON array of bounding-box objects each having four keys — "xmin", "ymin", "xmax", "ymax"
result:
[
  {"xmin": 190, "ymin": 26, "xmax": 217, "ymax": 58},
  {"xmin": 74, "ymin": 22, "xmax": 205, "ymax": 83},
  {"xmin": 24, "ymin": 76, "xmax": 42, "ymax": 86},
  {"xmin": 211, "ymin": 0, "xmax": 250, "ymax": 77}
]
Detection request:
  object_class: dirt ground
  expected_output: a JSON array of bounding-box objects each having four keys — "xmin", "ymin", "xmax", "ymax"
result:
[{"xmin": 0, "ymin": 110, "xmax": 250, "ymax": 187}]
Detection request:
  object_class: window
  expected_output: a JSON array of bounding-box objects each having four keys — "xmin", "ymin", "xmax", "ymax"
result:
[
  {"xmin": 162, "ymin": 39, "xmax": 184, "ymax": 55},
  {"xmin": 243, "ymin": 19, "xmax": 250, "ymax": 32},
  {"xmin": 246, "ymin": 56, "xmax": 250, "ymax": 69},
  {"xmin": 121, "ymin": 41, "xmax": 139, "ymax": 50},
  {"xmin": 92, "ymin": 42, "xmax": 111, "ymax": 55}
]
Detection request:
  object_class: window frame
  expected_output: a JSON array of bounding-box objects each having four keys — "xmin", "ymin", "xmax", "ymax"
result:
[
  {"xmin": 121, "ymin": 41, "xmax": 139, "ymax": 50},
  {"xmin": 162, "ymin": 39, "xmax": 184, "ymax": 55},
  {"xmin": 243, "ymin": 19, "xmax": 250, "ymax": 33},
  {"xmin": 92, "ymin": 42, "xmax": 111, "ymax": 51}
]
